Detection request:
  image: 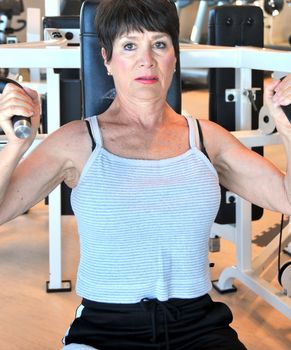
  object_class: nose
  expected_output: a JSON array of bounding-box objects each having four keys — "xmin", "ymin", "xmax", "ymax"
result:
[{"xmin": 139, "ymin": 48, "xmax": 155, "ymax": 68}]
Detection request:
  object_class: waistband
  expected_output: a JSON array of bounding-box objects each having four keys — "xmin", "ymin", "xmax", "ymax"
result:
[
  {"xmin": 82, "ymin": 294, "xmax": 210, "ymax": 311},
  {"xmin": 82, "ymin": 295, "xmax": 211, "ymax": 350}
]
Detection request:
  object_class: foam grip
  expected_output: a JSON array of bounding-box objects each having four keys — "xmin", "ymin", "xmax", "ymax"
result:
[{"xmin": 0, "ymin": 77, "xmax": 32, "ymax": 139}]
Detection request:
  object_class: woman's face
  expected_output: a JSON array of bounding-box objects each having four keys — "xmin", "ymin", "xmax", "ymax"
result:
[{"xmin": 102, "ymin": 30, "xmax": 177, "ymax": 103}]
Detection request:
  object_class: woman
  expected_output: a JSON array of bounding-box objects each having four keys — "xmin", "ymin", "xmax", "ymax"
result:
[{"xmin": 0, "ymin": 0, "xmax": 291, "ymax": 349}]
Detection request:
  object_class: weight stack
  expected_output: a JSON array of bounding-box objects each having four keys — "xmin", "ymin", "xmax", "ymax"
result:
[{"xmin": 208, "ymin": 5, "xmax": 264, "ymax": 224}]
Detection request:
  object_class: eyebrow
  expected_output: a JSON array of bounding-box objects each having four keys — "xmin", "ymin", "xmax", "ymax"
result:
[{"xmin": 120, "ymin": 33, "xmax": 170, "ymax": 41}]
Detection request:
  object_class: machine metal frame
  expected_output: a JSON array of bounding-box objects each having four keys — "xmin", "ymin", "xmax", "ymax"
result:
[{"xmin": 0, "ymin": 4, "xmax": 290, "ymax": 316}]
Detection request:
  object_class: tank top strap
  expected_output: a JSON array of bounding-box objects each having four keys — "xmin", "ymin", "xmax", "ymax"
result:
[
  {"xmin": 184, "ymin": 115, "xmax": 196, "ymax": 149},
  {"xmin": 184, "ymin": 115, "xmax": 211, "ymax": 161},
  {"xmin": 85, "ymin": 116, "xmax": 103, "ymax": 147}
]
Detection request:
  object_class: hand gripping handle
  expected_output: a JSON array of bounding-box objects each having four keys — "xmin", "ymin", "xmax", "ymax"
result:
[
  {"xmin": 0, "ymin": 77, "xmax": 32, "ymax": 139},
  {"xmin": 279, "ymin": 77, "xmax": 291, "ymax": 122}
]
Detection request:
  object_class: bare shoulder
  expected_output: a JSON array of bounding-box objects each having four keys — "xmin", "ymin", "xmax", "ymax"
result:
[
  {"xmin": 196, "ymin": 119, "xmax": 245, "ymax": 162},
  {"xmin": 42, "ymin": 119, "xmax": 91, "ymax": 156},
  {"xmin": 30, "ymin": 119, "xmax": 92, "ymax": 187},
  {"xmin": 48, "ymin": 119, "xmax": 89, "ymax": 143},
  {"xmin": 197, "ymin": 118, "xmax": 230, "ymax": 136}
]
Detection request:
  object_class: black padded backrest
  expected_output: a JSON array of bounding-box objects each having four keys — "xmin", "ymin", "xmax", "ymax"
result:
[
  {"xmin": 208, "ymin": 5, "xmax": 264, "ymax": 131},
  {"xmin": 80, "ymin": 0, "xmax": 182, "ymax": 118},
  {"xmin": 208, "ymin": 5, "xmax": 264, "ymax": 225}
]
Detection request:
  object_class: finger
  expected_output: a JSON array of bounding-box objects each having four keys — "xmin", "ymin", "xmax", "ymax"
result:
[
  {"xmin": 0, "ymin": 85, "xmax": 36, "ymax": 109},
  {"xmin": 2, "ymin": 82, "xmax": 23, "ymax": 94},
  {"xmin": 275, "ymin": 76, "xmax": 291, "ymax": 93},
  {"xmin": 23, "ymin": 87, "xmax": 39, "ymax": 104},
  {"xmin": 0, "ymin": 119, "xmax": 16, "ymax": 138},
  {"xmin": 2, "ymin": 84, "xmax": 36, "ymax": 109},
  {"xmin": 273, "ymin": 84, "xmax": 291, "ymax": 107},
  {"xmin": 0, "ymin": 84, "xmax": 40, "ymax": 129},
  {"xmin": 278, "ymin": 93, "xmax": 291, "ymax": 107},
  {"xmin": 0, "ymin": 97, "xmax": 35, "ymax": 117},
  {"xmin": 265, "ymin": 79, "xmax": 279, "ymax": 98},
  {"xmin": 264, "ymin": 80, "xmax": 279, "ymax": 109}
]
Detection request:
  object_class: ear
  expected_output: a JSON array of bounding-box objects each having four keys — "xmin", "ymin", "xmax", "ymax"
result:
[
  {"xmin": 101, "ymin": 47, "xmax": 109, "ymax": 68},
  {"xmin": 173, "ymin": 56, "xmax": 177, "ymax": 73}
]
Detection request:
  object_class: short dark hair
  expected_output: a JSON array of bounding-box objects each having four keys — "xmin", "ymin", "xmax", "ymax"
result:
[{"xmin": 95, "ymin": 0, "xmax": 180, "ymax": 62}]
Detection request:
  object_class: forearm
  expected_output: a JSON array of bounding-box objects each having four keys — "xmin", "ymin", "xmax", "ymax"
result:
[
  {"xmin": 280, "ymin": 134, "xmax": 291, "ymax": 208},
  {"xmin": 0, "ymin": 143, "xmax": 27, "ymax": 204},
  {"xmin": 252, "ymin": 75, "xmax": 291, "ymax": 213}
]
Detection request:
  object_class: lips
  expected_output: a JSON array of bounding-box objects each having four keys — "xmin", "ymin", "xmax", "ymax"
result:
[{"xmin": 135, "ymin": 76, "xmax": 159, "ymax": 84}]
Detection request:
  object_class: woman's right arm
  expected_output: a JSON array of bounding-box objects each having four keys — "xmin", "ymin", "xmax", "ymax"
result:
[
  {"xmin": 0, "ymin": 82, "xmax": 40, "ymax": 205},
  {"xmin": 0, "ymin": 83, "xmax": 77, "ymax": 225}
]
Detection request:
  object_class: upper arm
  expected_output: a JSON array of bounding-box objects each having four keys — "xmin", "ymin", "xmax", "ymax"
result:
[
  {"xmin": 0, "ymin": 120, "xmax": 91, "ymax": 224},
  {"xmin": 198, "ymin": 119, "xmax": 288, "ymax": 213}
]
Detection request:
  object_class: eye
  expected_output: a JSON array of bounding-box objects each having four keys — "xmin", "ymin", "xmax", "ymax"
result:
[
  {"xmin": 124, "ymin": 42, "xmax": 136, "ymax": 51},
  {"xmin": 154, "ymin": 41, "xmax": 167, "ymax": 49}
]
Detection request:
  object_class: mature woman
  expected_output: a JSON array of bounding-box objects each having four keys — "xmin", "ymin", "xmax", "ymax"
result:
[{"xmin": 0, "ymin": 0, "xmax": 291, "ymax": 349}]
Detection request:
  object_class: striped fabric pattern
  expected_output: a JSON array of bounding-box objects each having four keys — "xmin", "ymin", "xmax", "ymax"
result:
[{"xmin": 71, "ymin": 115, "xmax": 221, "ymax": 303}]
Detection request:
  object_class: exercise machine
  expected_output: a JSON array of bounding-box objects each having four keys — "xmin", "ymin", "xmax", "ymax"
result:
[{"xmin": 0, "ymin": 0, "xmax": 26, "ymax": 78}]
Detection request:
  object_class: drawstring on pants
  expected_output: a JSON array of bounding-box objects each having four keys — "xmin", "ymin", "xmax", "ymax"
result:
[{"xmin": 140, "ymin": 298, "xmax": 181, "ymax": 350}]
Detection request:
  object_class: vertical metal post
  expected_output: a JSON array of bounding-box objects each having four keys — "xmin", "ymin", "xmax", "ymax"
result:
[
  {"xmin": 46, "ymin": 68, "xmax": 62, "ymax": 290},
  {"xmin": 235, "ymin": 197, "xmax": 252, "ymax": 271},
  {"xmin": 235, "ymin": 67, "xmax": 252, "ymax": 130},
  {"xmin": 234, "ymin": 67, "xmax": 253, "ymax": 271},
  {"xmin": 190, "ymin": 1, "xmax": 208, "ymax": 43},
  {"xmin": 45, "ymin": 0, "xmax": 62, "ymax": 16}
]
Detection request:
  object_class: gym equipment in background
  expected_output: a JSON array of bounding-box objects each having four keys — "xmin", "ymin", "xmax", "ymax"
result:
[
  {"xmin": 0, "ymin": 0, "xmax": 26, "ymax": 44},
  {"xmin": 208, "ymin": 5, "xmax": 264, "ymax": 224},
  {"xmin": 0, "ymin": 0, "xmax": 26, "ymax": 78}
]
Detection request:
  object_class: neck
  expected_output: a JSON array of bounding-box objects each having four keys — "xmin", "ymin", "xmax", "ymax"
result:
[{"xmin": 108, "ymin": 94, "xmax": 171, "ymax": 129}]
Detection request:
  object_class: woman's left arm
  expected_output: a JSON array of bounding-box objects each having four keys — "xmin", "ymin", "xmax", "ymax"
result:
[
  {"xmin": 202, "ymin": 74, "xmax": 291, "ymax": 215},
  {"xmin": 265, "ymin": 74, "xmax": 291, "ymax": 211}
]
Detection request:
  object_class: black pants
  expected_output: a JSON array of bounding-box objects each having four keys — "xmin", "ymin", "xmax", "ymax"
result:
[{"xmin": 64, "ymin": 294, "xmax": 247, "ymax": 350}]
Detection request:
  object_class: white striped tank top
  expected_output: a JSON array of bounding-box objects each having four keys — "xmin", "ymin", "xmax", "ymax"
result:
[{"xmin": 71, "ymin": 115, "xmax": 221, "ymax": 303}]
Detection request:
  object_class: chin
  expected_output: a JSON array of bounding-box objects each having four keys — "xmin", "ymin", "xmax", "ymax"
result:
[
  {"xmin": 133, "ymin": 91, "xmax": 164, "ymax": 102},
  {"xmin": 133, "ymin": 85, "xmax": 168, "ymax": 100}
]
